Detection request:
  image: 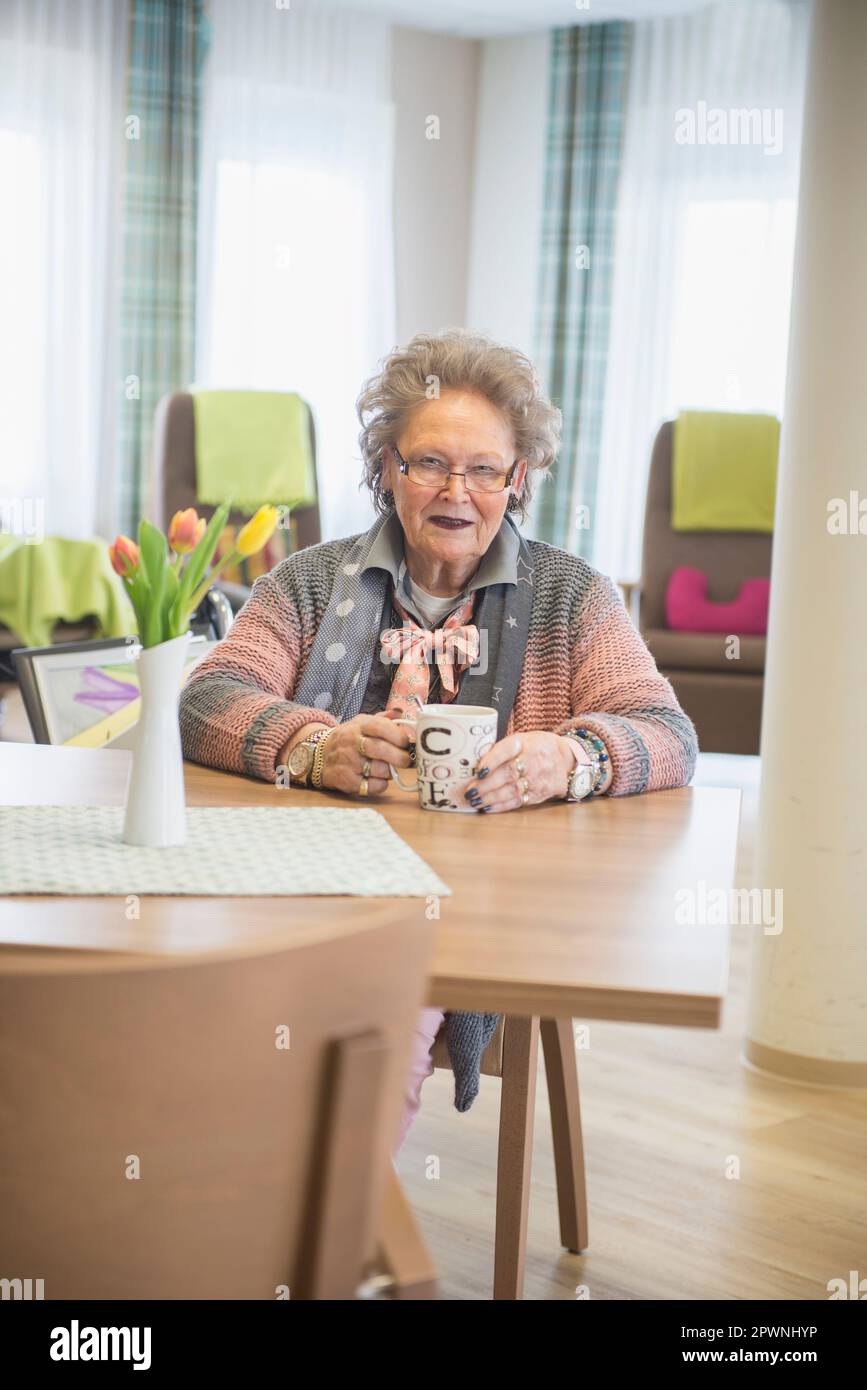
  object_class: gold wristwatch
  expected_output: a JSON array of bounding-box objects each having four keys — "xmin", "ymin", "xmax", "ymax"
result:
[{"xmin": 287, "ymin": 728, "xmax": 333, "ymax": 787}]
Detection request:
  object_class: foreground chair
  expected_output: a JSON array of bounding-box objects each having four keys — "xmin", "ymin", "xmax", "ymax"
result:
[
  {"xmin": 430, "ymin": 1014, "xmax": 589, "ymax": 1300},
  {"xmin": 0, "ymin": 916, "xmax": 433, "ymax": 1300}
]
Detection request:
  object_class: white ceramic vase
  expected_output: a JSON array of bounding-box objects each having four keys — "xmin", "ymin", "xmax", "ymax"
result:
[{"xmin": 122, "ymin": 631, "xmax": 191, "ymax": 848}]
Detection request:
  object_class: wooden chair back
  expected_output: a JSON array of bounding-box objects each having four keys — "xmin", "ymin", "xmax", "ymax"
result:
[{"xmin": 0, "ymin": 917, "xmax": 432, "ymax": 1300}]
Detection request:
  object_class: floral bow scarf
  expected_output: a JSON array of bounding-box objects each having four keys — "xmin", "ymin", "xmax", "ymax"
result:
[{"xmin": 380, "ymin": 589, "xmax": 480, "ymax": 711}]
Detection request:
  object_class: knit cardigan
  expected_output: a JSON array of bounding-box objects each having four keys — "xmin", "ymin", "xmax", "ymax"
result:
[
  {"xmin": 179, "ymin": 531, "xmax": 698, "ymax": 793},
  {"xmin": 178, "ymin": 531, "xmax": 699, "ymax": 1094}
]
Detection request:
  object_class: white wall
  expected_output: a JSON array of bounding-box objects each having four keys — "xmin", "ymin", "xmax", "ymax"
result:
[
  {"xmin": 466, "ymin": 33, "xmax": 550, "ymax": 358},
  {"xmin": 391, "ymin": 26, "xmax": 550, "ymax": 363},
  {"xmin": 391, "ymin": 27, "xmax": 480, "ymax": 342}
]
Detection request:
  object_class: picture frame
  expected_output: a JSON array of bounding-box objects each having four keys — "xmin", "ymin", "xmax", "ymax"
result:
[{"xmin": 13, "ymin": 634, "xmax": 216, "ymax": 748}]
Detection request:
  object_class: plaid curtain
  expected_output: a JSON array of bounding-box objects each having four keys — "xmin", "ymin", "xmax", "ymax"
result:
[
  {"xmin": 534, "ymin": 23, "xmax": 631, "ymax": 555},
  {"xmin": 115, "ymin": 0, "xmax": 211, "ymax": 537}
]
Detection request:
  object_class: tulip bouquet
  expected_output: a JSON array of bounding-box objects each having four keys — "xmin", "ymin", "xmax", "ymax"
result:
[{"xmin": 109, "ymin": 503, "xmax": 279, "ymax": 648}]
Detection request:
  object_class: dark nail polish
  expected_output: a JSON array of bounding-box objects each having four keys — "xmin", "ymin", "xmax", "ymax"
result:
[
  {"xmin": 465, "ymin": 789, "xmax": 480, "ymax": 803},
  {"xmin": 477, "ymin": 766, "xmax": 490, "ymax": 779},
  {"xmin": 479, "ymin": 805, "xmax": 491, "ymax": 813}
]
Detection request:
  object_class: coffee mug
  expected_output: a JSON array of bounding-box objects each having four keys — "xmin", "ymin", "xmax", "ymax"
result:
[{"xmin": 389, "ymin": 704, "xmax": 498, "ymax": 812}]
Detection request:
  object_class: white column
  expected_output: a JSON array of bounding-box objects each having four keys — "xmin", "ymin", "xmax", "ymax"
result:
[{"xmin": 745, "ymin": 0, "xmax": 867, "ymax": 1085}]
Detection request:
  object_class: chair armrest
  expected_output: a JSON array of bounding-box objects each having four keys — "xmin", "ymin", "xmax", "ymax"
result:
[
  {"xmin": 215, "ymin": 579, "xmax": 252, "ymax": 613},
  {"xmin": 190, "ymin": 586, "xmax": 240, "ymax": 641}
]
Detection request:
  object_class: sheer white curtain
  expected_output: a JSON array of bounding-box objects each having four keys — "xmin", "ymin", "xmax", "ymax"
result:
[
  {"xmin": 592, "ymin": 0, "xmax": 812, "ymax": 584},
  {"xmin": 195, "ymin": 0, "xmax": 396, "ymax": 541},
  {"xmin": 0, "ymin": 0, "xmax": 128, "ymax": 541}
]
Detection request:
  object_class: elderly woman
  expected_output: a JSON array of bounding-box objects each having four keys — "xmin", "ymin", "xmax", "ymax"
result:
[{"xmin": 179, "ymin": 330, "xmax": 698, "ymax": 1151}]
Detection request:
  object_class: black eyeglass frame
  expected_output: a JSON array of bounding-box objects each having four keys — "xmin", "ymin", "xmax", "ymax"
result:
[{"xmin": 391, "ymin": 445, "xmax": 520, "ymax": 496}]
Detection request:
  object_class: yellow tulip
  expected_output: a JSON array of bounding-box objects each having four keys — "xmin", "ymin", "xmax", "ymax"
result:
[{"xmin": 236, "ymin": 505, "xmax": 279, "ymax": 557}]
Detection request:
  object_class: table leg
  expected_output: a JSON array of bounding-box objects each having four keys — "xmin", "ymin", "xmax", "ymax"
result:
[
  {"xmin": 494, "ymin": 1015, "xmax": 540, "ymax": 1300},
  {"xmin": 541, "ymin": 1017, "xmax": 589, "ymax": 1253}
]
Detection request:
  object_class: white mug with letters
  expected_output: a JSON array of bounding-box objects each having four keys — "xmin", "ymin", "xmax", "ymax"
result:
[{"xmin": 389, "ymin": 704, "xmax": 498, "ymax": 812}]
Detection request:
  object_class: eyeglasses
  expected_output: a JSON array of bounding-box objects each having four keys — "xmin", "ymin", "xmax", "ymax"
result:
[{"xmin": 392, "ymin": 446, "xmax": 519, "ymax": 496}]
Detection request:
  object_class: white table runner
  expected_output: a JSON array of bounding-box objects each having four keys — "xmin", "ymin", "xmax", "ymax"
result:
[{"xmin": 0, "ymin": 804, "xmax": 451, "ymax": 898}]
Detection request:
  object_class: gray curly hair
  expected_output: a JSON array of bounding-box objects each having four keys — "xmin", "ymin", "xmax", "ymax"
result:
[{"xmin": 356, "ymin": 329, "xmax": 561, "ymax": 523}]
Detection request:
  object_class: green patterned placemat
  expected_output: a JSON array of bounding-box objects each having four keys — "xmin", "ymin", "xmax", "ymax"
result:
[{"xmin": 0, "ymin": 805, "xmax": 451, "ymax": 898}]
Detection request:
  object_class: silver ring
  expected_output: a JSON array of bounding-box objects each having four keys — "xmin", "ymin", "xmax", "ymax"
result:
[
  {"xmin": 521, "ymin": 790, "xmax": 530, "ymax": 805},
  {"xmin": 362, "ymin": 758, "xmax": 372, "ymax": 778},
  {"xmin": 515, "ymin": 759, "xmax": 526, "ymax": 776},
  {"xmin": 518, "ymin": 775, "xmax": 530, "ymax": 795}
]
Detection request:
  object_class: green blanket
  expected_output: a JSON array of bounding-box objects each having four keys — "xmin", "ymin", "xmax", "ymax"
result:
[
  {"xmin": 193, "ymin": 390, "xmax": 317, "ymax": 513},
  {"xmin": 0, "ymin": 535, "xmax": 136, "ymax": 649},
  {"xmin": 672, "ymin": 410, "xmax": 779, "ymax": 532}
]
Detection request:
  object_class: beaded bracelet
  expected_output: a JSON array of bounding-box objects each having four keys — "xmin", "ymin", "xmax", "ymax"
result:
[{"xmin": 567, "ymin": 727, "xmax": 610, "ymax": 795}]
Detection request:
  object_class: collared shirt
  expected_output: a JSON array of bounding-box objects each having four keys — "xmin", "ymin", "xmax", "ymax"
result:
[{"xmin": 357, "ymin": 508, "xmax": 519, "ymax": 712}]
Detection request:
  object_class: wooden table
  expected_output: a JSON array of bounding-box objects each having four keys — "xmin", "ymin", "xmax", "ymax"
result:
[
  {"xmin": 0, "ymin": 742, "xmax": 741, "ymax": 1298},
  {"xmin": 0, "ymin": 744, "xmax": 740, "ymax": 1028}
]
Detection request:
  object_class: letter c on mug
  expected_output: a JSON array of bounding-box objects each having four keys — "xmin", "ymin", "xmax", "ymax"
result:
[{"xmin": 420, "ymin": 725, "xmax": 452, "ymax": 757}]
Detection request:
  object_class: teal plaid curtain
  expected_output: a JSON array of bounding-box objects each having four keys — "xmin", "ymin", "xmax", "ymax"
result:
[
  {"xmin": 534, "ymin": 23, "xmax": 631, "ymax": 554},
  {"xmin": 116, "ymin": 0, "xmax": 211, "ymax": 537}
]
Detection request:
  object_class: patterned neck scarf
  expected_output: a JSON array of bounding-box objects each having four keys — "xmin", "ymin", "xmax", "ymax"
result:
[{"xmin": 380, "ymin": 586, "xmax": 480, "ymax": 712}]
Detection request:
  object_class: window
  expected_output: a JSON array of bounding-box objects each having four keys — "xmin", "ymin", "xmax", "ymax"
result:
[
  {"xmin": 0, "ymin": 6, "xmax": 127, "ymax": 540},
  {"xmin": 667, "ymin": 197, "xmax": 798, "ymax": 416},
  {"xmin": 0, "ymin": 130, "xmax": 43, "ymax": 503},
  {"xmin": 195, "ymin": 3, "xmax": 395, "ymax": 540},
  {"xmin": 205, "ymin": 158, "xmax": 368, "ymax": 400}
]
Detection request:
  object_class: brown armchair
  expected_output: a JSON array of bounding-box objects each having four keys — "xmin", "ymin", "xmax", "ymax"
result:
[
  {"xmin": 150, "ymin": 391, "xmax": 321, "ymax": 611},
  {"xmin": 633, "ymin": 419, "xmax": 772, "ymax": 755}
]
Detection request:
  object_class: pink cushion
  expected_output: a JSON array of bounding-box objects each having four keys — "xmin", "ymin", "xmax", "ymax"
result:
[{"xmin": 665, "ymin": 566, "xmax": 770, "ymax": 636}]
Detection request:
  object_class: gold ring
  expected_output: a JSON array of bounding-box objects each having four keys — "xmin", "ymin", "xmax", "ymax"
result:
[
  {"xmin": 358, "ymin": 734, "xmax": 367, "ymax": 757},
  {"xmin": 362, "ymin": 758, "xmax": 372, "ymax": 778},
  {"xmin": 359, "ymin": 778, "xmax": 369, "ymax": 797},
  {"xmin": 518, "ymin": 775, "xmax": 530, "ymax": 795}
]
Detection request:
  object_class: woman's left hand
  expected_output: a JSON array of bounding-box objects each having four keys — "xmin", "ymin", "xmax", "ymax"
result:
[{"xmin": 461, "ymin": 731, "xmax": 574, "ymax": 813}]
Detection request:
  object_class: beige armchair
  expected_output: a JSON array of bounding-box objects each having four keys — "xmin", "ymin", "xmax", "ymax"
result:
[
  {"xmin": 150, "ymin": 390, "xmax": 321, "ymax": 611},
  {"xmin": 629, "ymin": 419, "xmax": 773, "ymax": 755}
]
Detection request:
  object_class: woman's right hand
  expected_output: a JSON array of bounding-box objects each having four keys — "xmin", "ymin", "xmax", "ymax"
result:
[{"xmin": 319, "ymin": 712, "xmax": 414, "ymax": 797}]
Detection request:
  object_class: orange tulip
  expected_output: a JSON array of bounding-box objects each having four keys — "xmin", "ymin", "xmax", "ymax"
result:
[
  {"xmin": 168, "ymin": 507, "xmax": 206, "ymax": 554},
  {"xmin": 109, "ymin": 535, "xmax": 140, "ymax": 578}
]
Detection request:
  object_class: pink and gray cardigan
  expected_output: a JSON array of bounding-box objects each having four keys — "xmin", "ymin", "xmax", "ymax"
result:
[{"xmin": 179, "ymin": 528, "xmax": 698, "ymax": 797}]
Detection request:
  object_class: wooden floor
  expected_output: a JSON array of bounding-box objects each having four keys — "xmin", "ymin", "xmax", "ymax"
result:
[
  {"xmin": 4, "ymin": 688, "xmax": 864, "ymax": 1301},
  {"xmin": 396, "ymin": 754, "xmax": 867, "ymax": 1300}
]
